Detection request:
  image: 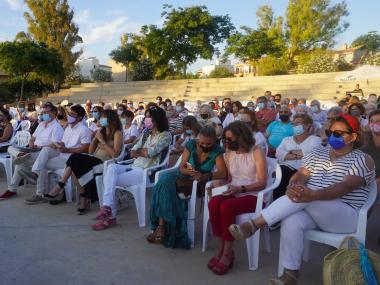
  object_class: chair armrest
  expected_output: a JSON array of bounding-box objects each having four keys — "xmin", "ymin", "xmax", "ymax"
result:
[
  {"xmin": 117, "ymin": 158, "xmax": 135, "ymax": 165},
  {"xmin": 154, "ymin": 166, "xmax": 179, "ymax": 184},
  {"xmin": 0, "ymin": 142, "xmax": 11, "ymax": 148},
  {"xmin": 255, "ymin": 184, "xmax": 278, "ymax": 213}
]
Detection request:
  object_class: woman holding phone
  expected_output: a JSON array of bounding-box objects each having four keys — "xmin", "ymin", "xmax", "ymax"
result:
[{"xmin": 148, "ymin": 125, "xmax": 227, "ymax": 248}]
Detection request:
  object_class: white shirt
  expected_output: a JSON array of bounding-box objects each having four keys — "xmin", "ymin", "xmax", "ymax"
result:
[
  {"xmin": 311, "ymin": 110, "xmax": 327, "ymax": 125},
  {"xmin": 276, "ymin": 135, "xmax": 322, "ymax": 169},
  {"xmin": 253, "ymin": 131, "xmax": 268, "ymax": 154},
  {"xmin": 123, "ymin": 124, "xmax": 139, "ymax": 141},
  {"xmin": 222, "ymin": 113, "xmax": 240, "ymax": 128},
  {"xmin": 61, "ymin": 122, "xmax": 92, "ymax": 158},
  {"xmin": 33, "ymin": 119, "xmax": 64, "ymax": 147}
]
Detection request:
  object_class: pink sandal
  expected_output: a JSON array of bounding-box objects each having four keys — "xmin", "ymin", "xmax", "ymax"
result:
[
  {"xmin": 92, "ymin": 217, "xmax": 117, "ymax": 231},
  {"xmin": 94, "ymin": 206, "xmax": 112, "ymax": 220}
]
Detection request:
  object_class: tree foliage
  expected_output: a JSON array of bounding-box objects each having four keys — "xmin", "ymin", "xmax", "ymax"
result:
[
  {"xmin": 130, "ymin": 59, "xmax": 154, "ymax": 81},
  {"xmin": 286, "ymin": 0, "xmax": 349, "ymax": 60},
  {"xmin": 208, "ymin": 67, "xmax": 234, "ymax": 78},
  {"xmin": 24, "ymin": 0, "xmax": 82, "ymax": 78},
  {"xmin": 258, "ymin": 56, "xmax": 288, "ymax": 76},
  {"xmin": 351, "ymin": 31, "xmax": 380, "ymax": 54},
  {"xmin": 296, "ymin": 50, "xmax": 336, "ymax": 73},
  {"xmin": 91, "ymin": 68, "xmax": 112, "ymax": 82},
  {"xmin": 0, "ymin": 41, "xmax": 63, "ymax": 101},
  {"xmin": 160, "ymin": 5, "xmax": 234, "ymax": 75}
]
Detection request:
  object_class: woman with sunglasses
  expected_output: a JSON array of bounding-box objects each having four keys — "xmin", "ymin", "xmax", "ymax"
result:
[
  {"xmin": 148, "ymin": 125, "xmax": 227, "ymax": 248},
  {"xmin": 92, "ymin": 107, "xmax": 171, "ymax": 230},
  {"xmin": 207, "ymin": 121, "xmax": 267, "ymax": 275},
  {"xmin": 198, "ymin": 104, "xmax": 222, "ymax": 138},
  {"xmin": 228, "ymin": 114, "xmax": 375, "ymax": 285}
]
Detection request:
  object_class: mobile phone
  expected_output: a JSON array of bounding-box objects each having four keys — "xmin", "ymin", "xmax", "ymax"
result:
[{"xmin": 186, "ymin": 162, "xmax": 193, "ymax": 170}]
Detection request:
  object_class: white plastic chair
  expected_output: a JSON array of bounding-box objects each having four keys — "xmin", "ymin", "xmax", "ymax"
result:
[
  {"xmin": 202, "ymin": 158, "xmax": 282, "ymax": 271},
  {"xmin": 113, "ymin": 148, "xmax": 170, "ymax": 227},
  {"xmin": 277, "ymin": 181, "xmax": 378, "ymax": 276},
  {"xmin": 132, "ymin": 115, "xmax": 145, "ymax": 130},
  {"xmin": 0, "ymin": 131, "xmax": 31, "ymax": 185},
  {"xmin": 86, "ymin": 118, "xmax": 95, "ymax": 128},
  {"xmin": 20, "ymin": 120, "xmax": 31, "ymax": 131},
  {"xmin": 95, "ymin": 144, "xmax": 126, "ymax": 206}
]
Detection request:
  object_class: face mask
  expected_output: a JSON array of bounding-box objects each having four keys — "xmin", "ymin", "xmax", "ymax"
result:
[
  {"xmin": 99, "ymin": 118, "xmax": 108, "ymax": 127},
  {"xmin": 257, "ymin": 102, "xmax": 265, "ymax": 110},
  {"xmin": 57, "ymin": 114, "xmax": 64, "ymax": 120},
  {"xmin": 19, "ymin": 108, "xmax": 25, "ymax": 113},
  {"xmin": 176, "ymin": 106, "xmax": 182, "ymax": 113},
  {"xmin": 311, "ymin": 106, "xmax": 319, "ymax": 113},
  {"xmin": 224, "ymin": 107, "xmax": 232, "ymax": 113},
  {"xmin": 279, "ymin": 114, "xmax": 290, "ymax": 122},
  {"xmin": 117, "ymin": 110, "xmax": 123, "ymax": 116},
  {"xmin": 248, "ymin": 106, "xmax": 255, "ymax": 111},
  {"xmin": 226, "ymin": 140, "xmax": 239, "ymax": 151},
  {"xmin": 269, "ymin": 101, "xmax": 276, "ymax": 109},
  {"xmin": 156, "ymin": 100, "xmax": 161, "ymax": 104},
  {"xmin": 293, "ymin": 125, "xmax": 305, "ymax": 136},
  {"xmin": 160, "ymin": 105, "xmax": 166, "ymax": 110},
  {"xmin": 144, "ymin": 117, "xmax": 153, "ymax": 129},
  {"xmin": 200, "ymin": 114, "xmax": 208, "ymax": 120},
  {"xmin": 328, "ymin": 134, "xmax": 346, "ymax": 150},
  {"xmin": 67, "ymin": 115, "xmax": 77, "ymax": 124},
  {"xmin": 232, "ymin": 106, "xmax": 239, "ymax": 113},
  {"xmin": 200, "ymin": 144, "xmax": 214, "ymax": 153},
  {"xmin": 128, "ymin": 104, "xmax": 133, "ymax": 108},
  {"xmin": 185, "ymin": 129, "xmax": 193, "ymax": 136},
  {"xmin": 42, "ymin": 114, "xmax": 51, "ymax": 122},
  {"xmin": 369, "ymin": 123, "xmax": 380, "ymax": 134},
  {"xmin": 120, "ymin": 118, "xmax": 127, "ymax": 125},
  {"xmin": 350, "ymin": 110, "xmax": 361, "ymax": 117},
  {"xmin": 92, "ymin": 112, "xmax": 100, "ymax": 120}
]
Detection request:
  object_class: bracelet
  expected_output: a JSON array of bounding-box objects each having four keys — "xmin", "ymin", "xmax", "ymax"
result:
[{"xmin": 241, "ymin": 185, "xmax": 247, "ymax": 193}]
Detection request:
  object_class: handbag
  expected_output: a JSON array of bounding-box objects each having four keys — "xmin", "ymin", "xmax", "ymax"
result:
[{"xmin": 323, "ymin": 237, "xmax": 380, "ymax": 285}]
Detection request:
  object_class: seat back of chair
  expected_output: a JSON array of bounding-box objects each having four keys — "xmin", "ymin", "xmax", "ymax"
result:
[
  {"xmin": 86, "ymin": 118, "xmax": 95, "ymax": 128},
  {"xmin": 132, "ymin": 115, "xmax": 145, "ymax": 129},
  {"xmin": 20, "ymin": 120, "xmax": 31, "ymax": 131},
  {"xmin": 356, "ymin": 181, "xmax": 378, "ymax": 241},
  {"xmin": 15, "ymin": 131, "xmax": 31, "ymax": 147}
]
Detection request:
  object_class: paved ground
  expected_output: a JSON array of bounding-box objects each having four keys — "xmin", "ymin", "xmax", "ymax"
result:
[{"xmin": 0, "ymin": 177, "xmax": 379, "ymax": 285}]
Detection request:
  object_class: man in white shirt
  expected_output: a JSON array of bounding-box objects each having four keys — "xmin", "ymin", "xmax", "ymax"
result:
[
  {"xmin": 0, "ymin": 104, "xmax": 64, "ymax": 200},
  {"xmin": 23, "ymin": 105, "xmax": 92, "ymax": 204}
]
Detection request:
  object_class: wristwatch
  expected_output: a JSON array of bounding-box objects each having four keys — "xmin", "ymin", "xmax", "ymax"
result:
[{"xmin": 241, "ymin": 185, "xmax": 247, "ymax": 193}]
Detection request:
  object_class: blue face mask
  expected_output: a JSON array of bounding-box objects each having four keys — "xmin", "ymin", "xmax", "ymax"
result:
[
  {"xmin": 19, "ymin": 108, "xmax": 25, "ymax": 113},
  {"xmin": 293, "ymin": 125, "xmax": 305, "ymax": 136},
  {"xmin": 328, "ymin": 134, "xmax": 346, "ymax": 150},
  {"xmin": 42, "ymin": 114, "xmax": 51, "ymax": 122},
  {"xmin": 99, "ymin": 118, "xmax": 108, "ymax": 127},
  {"xmin": 176, "ymin": 106, "xmax": 182, "ymax": 113},
  {"xmin": 185, "ymin": 129, "xmax": 193, "ymax": 136},
  {"xmin": 257, "ymin": 102, "xmax": 265, "ymax": 110},
  {"xmin": 38, "ymin": 115, "xmax": 43, "ymax": 122},
  {"xmin": 311, "ymin": 106, "xmax": 319, "ymax": 113},
  {"xmin": 92, "ymin": 112, "xmax": 100, "ymax": 120},
  {"xmin": 120, "ymin": 118, "xmax": 127, "ymax": 125}
]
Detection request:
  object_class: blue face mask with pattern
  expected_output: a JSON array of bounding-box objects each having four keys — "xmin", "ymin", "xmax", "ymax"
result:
[
  {"xmin": 292, "ymin": 125, "xmax": 305, "ymax": 136},
  {"xmin": 99, "ymin": 118, "xmax": 108, "ymax": 127}
]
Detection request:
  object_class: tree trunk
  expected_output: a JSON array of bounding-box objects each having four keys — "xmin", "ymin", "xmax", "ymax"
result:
[
  {"xmin": 183, "ymin": 64, "xmax": 187, "ymax": 76},
  {"xmin": 19, "ymin": 77, "xmax": 25, "ymax": 103}
]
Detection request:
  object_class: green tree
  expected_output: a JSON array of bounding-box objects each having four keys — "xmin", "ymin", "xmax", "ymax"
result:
[
  {"xmin": 0, "ymin": 41, "xmax": 63, "ymax": 101},
  {"xmin": 258, "ymin": 56, "xmax": 288, "ymax": 76},
  {"xmin": 351, "ymin": 31, "xmax": 380, "ymax": 54},
  {"xmin": 286, "ymin": 0, "xmax": 349, "ymax": 60},
  {"xmin": 23, "ymin": 0, "xmax": 82, "ymax": 78},
  {"xmin": 109, "ymin": 34, "xmax": 141, "ymax": 81},
  {"xmin": 296, "ymin": 50, "xmax": 336, "ymax": 73},
  {"xmin": 208, "ymin": 67, "xmax": 234, "ymax": 78},
  {"xmin": 161, "ymin": 5, "xmax": 234, "ymax": 75},
  {"xmin": 130, "ymin": 59, "xmax": 154, "ymax": 81},
  {"xmin": 226, "ymin": 27, "xmax": 283, "ymax": 62},
  {"xmin": 91, "ymin": 68, "xmax": 112, "ymax": 82}
]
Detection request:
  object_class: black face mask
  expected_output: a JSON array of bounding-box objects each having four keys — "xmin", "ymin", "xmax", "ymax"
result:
[
  {"xmin": 200, "ymin": 144, "xmax": 214, "ymax": 153},
  {"xmin": 226, "ymin": 141, "xmax": 239, "ymax": 151},
  {"xmin": 224, "ymin": 107, "xmax": 232, "ymax": 113},
  {"xmin": 279, "ymin": 114, "xmax": 290, "ymax": 122},
  {"xmin": 200, "ymin": 114, "xmax": 209, "ymax": 120},
  {"xmin": 57, "ymin": 114, "xmax": 64, "ymax": 120}
]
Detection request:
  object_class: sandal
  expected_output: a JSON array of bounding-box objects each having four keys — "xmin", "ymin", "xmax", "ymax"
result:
[
  {"xmin": 212, "ymin": 252, "xmax": 234, "ymax": 275},
  {"xmin": 77, "ymin": 194, "xmax": 91, "ymax": 215},
  {"xmin": 269, "ymin": 270, "xmax": 298, "ymax": 285},
  {"xmin": 228, "ymin": 219, "xmax": 258, "ymax": 241},
  {"xmin": 146, "ymin": 225, "xmax": 165, "ymax": 244},
  {"xmin": 92, "ymin": 217, "xmax": 117, "ymax": 231},
  {"xmin": 45, "ymin": 182, "xmax": 65, "ymax": 201},
  {"xmin": 207, "ymin": 251, "xmax": 223, "ymax": 270},
  {"xmin": 94, "ymin": 206, "xmax": 112, "ymax": 220}
]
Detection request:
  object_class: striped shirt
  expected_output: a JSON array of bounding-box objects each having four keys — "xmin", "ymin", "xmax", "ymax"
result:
[{"xmin": 302, "ymin": 146, "xmax": 375, "ymax": 210}]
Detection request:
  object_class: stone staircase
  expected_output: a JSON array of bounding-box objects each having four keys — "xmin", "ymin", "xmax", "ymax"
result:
[{"xmin": 42, "ymin": 71, "xmax": 380, "ymax": 104}]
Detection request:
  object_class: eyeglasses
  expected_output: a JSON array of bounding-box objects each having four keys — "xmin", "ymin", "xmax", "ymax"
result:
[
  {"xmin": 325, "ymin": 129, "xmax": 352, "ymax": 138},
  {"xmin": 222, "ymin": 138, "xmax": 233, "ymax": 143}
]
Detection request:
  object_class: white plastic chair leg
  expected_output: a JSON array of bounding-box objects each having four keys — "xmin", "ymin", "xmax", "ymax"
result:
[
  {"xmin": 95, "ymin": 175, "xmax": 103, "ymax": 206},
  {"xmin": 4, "ymin": 158, "xmax": 12, "ymax": 186},
  {"xmin": 278, "ymin": 240, "xmax": 285, "ymax": 277},
  {"xmin": 187, "ymin": 219, "xmax": 195, "ymax": 248},
  {"xmin": 246, "ymin": 229, "xmax": 261, "ymax": 271},
  {"xmin": 65, "ymin": 176, "xmax": 73, "ymax": 203},
  {"xmin": 302, "ymin": 239, "xmax": 310, "ymax": 262},
  {"xmin": 131, "ymin": 186, "xmax": 146, "ymax": 227},
  {"xmin": 202, "ymin": 203, "xmax": 210, "ymax": 252}
]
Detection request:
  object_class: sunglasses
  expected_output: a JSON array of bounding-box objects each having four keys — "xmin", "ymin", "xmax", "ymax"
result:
[
  {"xmin": 325, "ymin": 129, "xmax": 352, "ymax": 138},
  {"xmin": 222, "ymin": 138, "xmax": 234, "ymax": 143}
]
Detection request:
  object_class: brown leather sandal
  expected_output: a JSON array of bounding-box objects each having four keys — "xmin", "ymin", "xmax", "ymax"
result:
[{"xmin": 146, "ymin": 225, "xmax": 165, "ymax": 244}]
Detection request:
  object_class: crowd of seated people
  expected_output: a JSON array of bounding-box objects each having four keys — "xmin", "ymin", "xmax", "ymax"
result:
[{"xmin": 0, "ymin": 90, "xmax": 378, "ymax": 284}]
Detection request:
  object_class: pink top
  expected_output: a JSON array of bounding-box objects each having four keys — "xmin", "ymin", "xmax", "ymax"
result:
[{"xmin": 224, "ymin": 146, "xmax": 258, "ymax": 197}]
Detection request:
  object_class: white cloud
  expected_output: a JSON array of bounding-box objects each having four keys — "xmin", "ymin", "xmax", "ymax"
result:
[
  {"xmin": 81, "ymin": 16, "xmax": 140, "ymax": 45},
  {"xmin": 74, "ymin": 9, "xmax": 90, "ymax": 25},
  {"xmin": 4, "ymin": 0, "xmax": 23, "ymax": 11}
]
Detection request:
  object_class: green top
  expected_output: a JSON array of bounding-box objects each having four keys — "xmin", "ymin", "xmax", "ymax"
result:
[{"xmin": 186, "ymin": 139, "xmax": 224, "ymax": 173}]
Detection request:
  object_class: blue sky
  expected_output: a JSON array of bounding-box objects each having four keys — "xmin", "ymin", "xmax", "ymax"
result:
[{"xmin": 0, "ymin": 0, "xmax": 379, "ymax": 72}]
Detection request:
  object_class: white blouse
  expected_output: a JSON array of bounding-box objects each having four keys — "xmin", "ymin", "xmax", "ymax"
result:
[{"xmin": 276, "ymin": 135, "xmax": 321, "ymax": 169}]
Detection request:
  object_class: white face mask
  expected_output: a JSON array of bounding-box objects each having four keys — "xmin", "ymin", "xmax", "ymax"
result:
[
  {"xmin": 67, "ymin": 115, "xmax": 77, "ymax": 124},
  {"xmin": 117, "ymin": 110, "xmax": 123, "ymax": 116}
]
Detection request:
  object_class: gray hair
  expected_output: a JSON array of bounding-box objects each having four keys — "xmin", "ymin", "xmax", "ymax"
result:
[
  {"xmin": 199, "ymin": 104, "xmax": 215, "ymax": 118},
  {"xmin": 328, "ymin": 106, "xmax": 342, "ymax": 116}
]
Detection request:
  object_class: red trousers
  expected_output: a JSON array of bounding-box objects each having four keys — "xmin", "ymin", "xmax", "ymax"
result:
[{"xmin": 208, "ymin": 194, "xmax": 258, "ymax": 241}]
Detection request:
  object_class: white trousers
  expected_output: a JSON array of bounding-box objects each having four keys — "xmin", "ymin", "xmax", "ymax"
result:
[
  {"xmin": 8, "ymin": 151, "xmax": 40, "ymax": 192},
  {"xmin": 102, "ymin": 164, "xmax": 144, "ymax": 217},
  {"xmin": 31, "ymin": 147, "xmax": 67, "ymax": 195},
  {"xmin": 261, "ymin": 195, "xmax": 358, "ymax": 270}
]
